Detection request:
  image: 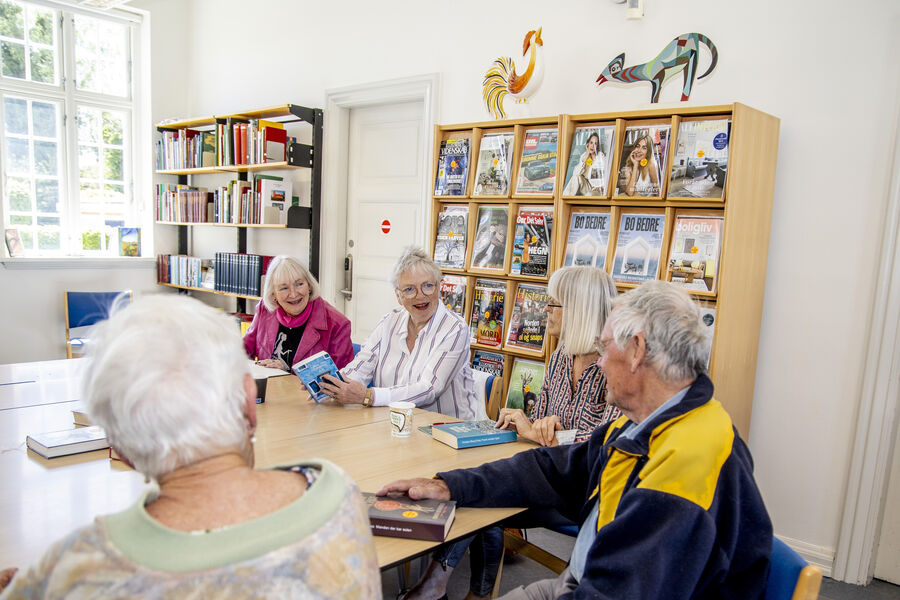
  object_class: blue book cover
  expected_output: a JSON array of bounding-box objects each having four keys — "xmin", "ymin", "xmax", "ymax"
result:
[
  {"xmin": 431, "ymin": 420, "xmax": 517, "ymax": 449},
  {"xmin": 291, "ymin": 351, "xmax": 343, "ymax": 403}
]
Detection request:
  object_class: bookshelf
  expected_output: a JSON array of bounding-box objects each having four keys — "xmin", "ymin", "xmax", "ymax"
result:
[
  {"xmin": 154, "ymin": 104, "xmax": 323, "ymax": 312},
  {"xmin": 430, "ymin": 104, "xmax": 779, "ymax": 438}
]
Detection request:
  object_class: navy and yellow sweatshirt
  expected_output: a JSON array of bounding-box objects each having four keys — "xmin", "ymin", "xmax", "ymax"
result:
[{"xmin": 438, "ymin": 374, "xmax": 772, "ymax": 599}]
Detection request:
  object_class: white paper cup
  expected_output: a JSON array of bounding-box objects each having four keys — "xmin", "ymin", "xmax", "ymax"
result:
[{"xmin": 389, "ymin": 401, "xmax": 415, "ymax": 437}]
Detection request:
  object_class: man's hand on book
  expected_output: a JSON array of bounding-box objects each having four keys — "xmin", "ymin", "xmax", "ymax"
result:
[
  {"xmin": 376, "ymin": 478, "xmax": 451, "ymax": 501},
  {"xmin": 319, "ymin": 374, "xmax": 367, "ymax": 405}
]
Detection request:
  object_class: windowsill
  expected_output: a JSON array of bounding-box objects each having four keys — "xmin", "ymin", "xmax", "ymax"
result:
[{"xmin": 0, "ymin": 257, "xmax": 157, "ymax": 270}]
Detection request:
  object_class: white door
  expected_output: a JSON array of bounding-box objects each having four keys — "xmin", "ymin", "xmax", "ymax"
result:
[
  {"xmin": 875, "ymin": 427, "xmax": 900, "ymax": 584},
  {"xmin": 344, "ymin": 101, "xmax": 426, "ymax": 343}
]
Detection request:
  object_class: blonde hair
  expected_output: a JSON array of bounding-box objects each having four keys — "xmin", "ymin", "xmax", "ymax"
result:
[
  {"xmin": 262, "ymin": 256, "xmax": 320, "ymax": 312},
  {"xmin": 549, "ymin": 266, "xmax": 617, "ymax": 355}
]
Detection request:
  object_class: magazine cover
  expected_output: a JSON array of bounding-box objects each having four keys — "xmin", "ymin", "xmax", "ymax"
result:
[
  {"xmin": 472, "ymin": 350, "xmax": 505, "ymax": 378},
  {"xmin": 434, "ymin": 138, "xmax": 470, "ymax": 196},
  {"xmin": 118, "ymin": 227, "xmax": 141, "ymax": 257},
  {"xmin": 562, "ymin": 125, "xmax": 615, "ymax": 197},
  {"xmin": 666, "ymin": 216, "xmax": 724, "ymax": 293},
  {"xmin": 469, "ymin": 279, "xmax": 506, "ymax": 347},
  {"xmin": 510, "ymin": 206, "xmax": 553, "ymax": 276},
  {"xmin": 439, "ymin": 274, "xmax": 467, "ymax": 318},
  {"xmin": 473, "ymin": 132, "xmax": 514, "ymax": 196},
  {"xmin": 470, "ymin": 206, "xmax": 509, "ymax": 271},
  {"xmin": 505, "ymin": 283, "xmax": 550, "ymax": 352},
  {"xmin": 563, "ymin": 211, "xmax": 612, "ymax": 268},
  {"xmin": 433, "ymin": 205, "xmax": 468, "ymax": 269},
  {"xmin": 515, "ymin": 128, "xmax": 558, "ymax": 194},
  {"xmin": 615, "ymin": 124, "xmax": 671, "ymax": 197},
  {"xmin": 668, "ymin": 119, "xmax": 731, "ymax": 199},
  {"xmin": 505, "ymin": 358, "xmax": 546, "ymax": 418},
  {"xmin": 612, "ymin": 213, "xmax": 666, "ymax": 284}
]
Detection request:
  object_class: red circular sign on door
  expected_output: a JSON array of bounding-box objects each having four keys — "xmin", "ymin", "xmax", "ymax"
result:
[{"xmin": 381, "ymin": 219, "xmax": 391, "ymax": 234}]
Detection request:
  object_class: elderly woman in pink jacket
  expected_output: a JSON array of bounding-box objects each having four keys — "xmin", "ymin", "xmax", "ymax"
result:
[{"xmin": 243, "ymin": 256, "xmax": 354, "ymax": 370}]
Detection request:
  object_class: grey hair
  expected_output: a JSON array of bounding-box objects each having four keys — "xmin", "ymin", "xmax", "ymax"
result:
[
  {"xmin": 549, "ymin": 266, "xmax": 617, "ymax": 355},
  {"xmin": 607, "ymin": 280, "xmax": 710, "ymax": 382},
  {"xmin": 82, "ymin": 294, "xmax": 251, "ymax": 480},
  {"xmin": 390, "ymin": 246, "xmax": 442, "ymax": 289},
  {"xmin": 262, "ymin": 256, "xmax": 320, "ymax": 312}
]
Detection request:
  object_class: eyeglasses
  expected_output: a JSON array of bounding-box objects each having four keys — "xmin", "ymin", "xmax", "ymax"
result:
[
  {"xmin": 546, "ymin": 302, "xmax": 563, "ymax": 310},
  {"xmin": 398, "ymin": 282, "xmax": 437, "ymax": 299}
]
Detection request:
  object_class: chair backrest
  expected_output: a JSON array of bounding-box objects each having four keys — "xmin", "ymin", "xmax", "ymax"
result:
[
  {"xmin": 352, "ymin": 343, "xmax": 361, "ymax": 356},
  {"xmin": 765, "ymin": 537, "xmax": 822, "ymax": 600},
  {"xmin": 65, "ymin": 291, "xmax": 130, "ymax": 329}
]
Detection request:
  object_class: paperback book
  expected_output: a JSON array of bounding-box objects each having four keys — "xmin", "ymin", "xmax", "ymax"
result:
[
  {"xmin": 469, "ymin": 279, "xmax": 506, "ymax": 347},
  {"xmin": 668, "ymin": 119, "xmax": 731, "ymax": 199},
  {"xmin": 118, "ymin": 227, "xmax": 141, "ymax": 257},
  {"xmin": 259, "ymin": 179, "xmax": 292, "ymax": 225},
  {"xmin": 434, "ymin": 138, "xmax": 470, "ymax": 196},
  {"xmin": 470, "ymin": 206, "xmax": 509, "ymax": 271},
  {"xmin": 505, "ymin": 358, "xmax": 546, "ymax": 418},
  {"xmin": 4, "ymin": 228, "xmax": 24, "ymax": 257},
  {"xmin": 666, "ymin": 215, "xmax": 724, "ymax": 293},
  {"xmin": 615, "ymin": 124, "xmax": 671, "ymax": 197},
  {"xmin": 612, "ymin": 213, "xmax": 666, "ymax": 284},
  {"xmin": 472, "ymin": 350, "xmax": 505, "ymax": 378},
  {"xmin": 291, "ymin": 351, "xmax": 344, "ymax": 403},
  {"xmin": 431, "ymin": 420, "xmax": 517, "ymax": 449},
  {"xmin": 562, "ymin": 125, "xmax": 615, "ymax": 197},
  {"xmin": 563, "ymin": 211, "xmax": 612, "ymax": 268},
  {"xmin": 439, "ymin": 274, "xmax": 467, "ymax": 318},
  {"xmin": 473, "ymin": 132, "xmax": 514, "ymax": 196},
  {"xmin": 363, "ymin": 492, "xmax": 456, "ymax": 542},
  {"xmin": 26, "ymin": 426, "xmax": 109, "ymax": 459},
  {"xmin": 510, "ymin": 206, "xmax": 553, "ymax": 277},
  {"xmin": 515, "ymin": 128, "xmax": 558, "ymax": 194},
  {"xmin": 505, "ymin": 283, "xmax": 550, "ymax": 353},
  {"xmin": 433, "ymin": 205, "xmax": 468, "ymax": 269}
]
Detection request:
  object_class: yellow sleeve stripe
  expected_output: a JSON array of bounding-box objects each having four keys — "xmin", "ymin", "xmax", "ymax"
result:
[{"xmin": 596, "ymin": 451, "xmax": 639, "ymax": 531}]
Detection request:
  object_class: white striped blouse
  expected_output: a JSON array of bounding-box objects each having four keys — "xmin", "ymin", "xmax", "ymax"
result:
[{"xmin": 342, "ymin": 302, "xmax": 478, "ymax": 420}]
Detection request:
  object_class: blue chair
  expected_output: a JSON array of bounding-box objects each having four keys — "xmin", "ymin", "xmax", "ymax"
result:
[
  {"xmin": 352, "ymin": 343, "xmax": 361, "ymax": 356},
  {"xmin": 64, "ymin": 291, "xmax": 132, "ymax": 358},
  {"xmin": 472, "ymin": 370, "xmax": 501, "ymax": 420},
  {"xmin": 766, "ymin": 537, "xmax": 822, "ymax": 600}
]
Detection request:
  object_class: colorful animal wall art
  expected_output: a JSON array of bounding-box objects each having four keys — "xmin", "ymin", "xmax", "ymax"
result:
[
  {"xmin": 596, "ymin": 33, "xmax": 718, "ymax": 103},
  {"xmin": 482, "ymin": 28, "xmax": 545, "ymax": 119}
]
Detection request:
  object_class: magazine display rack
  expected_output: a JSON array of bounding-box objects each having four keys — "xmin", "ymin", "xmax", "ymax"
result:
[{"xmin": 430, "ymin": 104, "xmax": 779, "ymax": 438}]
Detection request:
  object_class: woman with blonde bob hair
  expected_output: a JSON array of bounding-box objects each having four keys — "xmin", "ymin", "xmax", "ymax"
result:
[{"xmin": 243, "ymin": 255, "xmax": 353, "ymax": 370}]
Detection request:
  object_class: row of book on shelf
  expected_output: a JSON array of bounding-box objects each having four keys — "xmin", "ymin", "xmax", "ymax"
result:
[
  {"xmin": 156, "ymin": 252, "xmax": 274, "ymax": 298},
  {"xmin": 436, "ymin": 204, "xmax": 724, "ymax": 293},
  {"xmin": 434, "ymin": 117, "xmax": 731, "ymax": 200},
  {"xmin": 156, "ymin": 117, "xmax": 291, "ymax": 170},
  {"xmin": 154, "ymin": 175, "xmax": 292, "ymax": 225}
]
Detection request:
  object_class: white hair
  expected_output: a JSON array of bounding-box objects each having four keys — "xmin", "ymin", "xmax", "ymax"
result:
[
  {"xmin": 549, "ymin": 266, "xmax": 617, "ymax": 355},
  {"xmin": 390, "ymin": 246, "xmax": 442, "ymax": 289},
  {"xmin": 608, "ymin": 280, "xmax": 710, "ymax": 382},
  {"xmin": 82, "ymin": 294, "xmax": 251, "ymax": 480},
  {"xmin": 262, "ymin": 256, "xmax": 320, "ymax": 312}
]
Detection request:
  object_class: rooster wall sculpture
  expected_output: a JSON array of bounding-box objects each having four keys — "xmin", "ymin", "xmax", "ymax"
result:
[{"xmin": 482, "ymin": 28, "xmax": 544, "ymax": 120}]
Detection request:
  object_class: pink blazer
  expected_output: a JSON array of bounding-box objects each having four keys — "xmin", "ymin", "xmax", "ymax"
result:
[{"xmin": 243, "ymin": 297, "xmax": 354, "ymax": 369}]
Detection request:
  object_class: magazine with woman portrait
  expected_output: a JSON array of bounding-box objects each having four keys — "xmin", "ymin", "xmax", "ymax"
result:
[
  {"xmin": 614, "ymin": 123, "xmax": 671, "ymax": 198},
  {"xmin": 562, "ymin": 125, "xmax": 615, "ymax": 197}
]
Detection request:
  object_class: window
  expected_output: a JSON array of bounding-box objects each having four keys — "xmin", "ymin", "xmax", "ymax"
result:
[{"xmin": 0, "ymin": 0, "xmax": 143, "ymax": 257}]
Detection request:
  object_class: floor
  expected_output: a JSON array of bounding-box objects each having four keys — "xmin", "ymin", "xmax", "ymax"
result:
[{"xmin": 381, "ymin": 528, "xmax": 900, "ymax": 599}]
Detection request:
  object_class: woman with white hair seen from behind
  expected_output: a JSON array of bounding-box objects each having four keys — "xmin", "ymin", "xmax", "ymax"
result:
[
  {"xmin": 320, "ymin": 246, "xmax": 478, "ymax": 420},
  {"xmin": 0, "ymin": 295, "xmax": 379, "ymax": 598},
  {"xmin": 243, "ymin": 255, "xmax": 354, "ymax": 370}
]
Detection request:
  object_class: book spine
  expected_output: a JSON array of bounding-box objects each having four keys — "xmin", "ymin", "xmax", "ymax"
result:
[
  {"xmin": 369, "ymin": 519, "xmax": 445, "ymax": 542},
  {"xmin": 456, "ymin": 433, "xmax": 516, "ymax": 449}
]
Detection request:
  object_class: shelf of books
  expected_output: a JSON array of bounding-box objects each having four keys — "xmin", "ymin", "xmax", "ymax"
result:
[{"xmin": 431, "ymin": 104, "xmax": 779, "ymax": 438}]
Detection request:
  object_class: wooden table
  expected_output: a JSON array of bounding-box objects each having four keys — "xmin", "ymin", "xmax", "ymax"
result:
[{"xmin": 0, "ymin": 362, "xmax": 532, "ymax": 571}]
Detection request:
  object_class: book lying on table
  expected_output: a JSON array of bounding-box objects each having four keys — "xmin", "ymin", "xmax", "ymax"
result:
[
  {"xmin": 431, "ymin": 419, "xmax": 517, "ymax": 449},
  {"xmin": 362, "ymin": 492, "xmax": 456, "ymax": 542},
  {"xmin": 71, "ymin": 403, "xmax": 92, "ymax": 427},
  {"xmin": 291, "ymin": 351, "xmax": 344, "ymax": 403},
  {"xmin": 26, "ymin": 426, "xmax": 109, "ymax": 459}
]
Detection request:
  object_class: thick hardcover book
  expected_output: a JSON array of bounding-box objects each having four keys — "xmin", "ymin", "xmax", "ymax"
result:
[
  {"xmin": 668, "ymin": 118, "xmax": 731, "ymax": 199},
  {"xmin": 612, "ymin": 213, "xmax": 666, "ymax": 284},
  {"xmin": 291, "ymin": 351, "xmax": 344, "ymax": 403},
  {"xmin": 433, "ymin": 205, "xmax": 468, "ymax": 269},
  {"xmin": 434, "ymin": 139, "xmax": 470, "ymax": 196},
  {"xmin": 667, "ymin": 215, "xmax": 724, "ymax": 293},
  {"xmin": 505, "ymin": 283, "xmax": 550, "ymax": 353},
  {"xmin": 470, "ymin": 206, "xmax": 509, "ymax": 271},
  {"xmin": 431, "ymin": 419, "xmax": 517, "ymax": 449},
  {"xmin": 562, "ymin": 125, "xmax": 615, "ymax": 197},
  {"xmin": 26, "ymin": 426, "xmax": 109, "ymax": 459},
  {"xmin": 469, "ymin": 279, "xmax": 506, "ymax": 347},
  {"xmin": 505, "ymin": 358, "xmax": 546, "ymax": 418},
  {"xmin": 510, "ymin": 206, "xmax": 553, "ymax": 277},
  {"xmin": 515, "ymin": 128, "xmax": 558, "ymax": 194},
  {"xmin": 473, "ymin": 132, "xmax": 514, "ymax": 196},
  {"xmin": 472, "ymin": 350, "xmax": 505, "ymax": 378},
  {"xmin": 439, "ymin": 274, "xmax": 467, "ymax": 318},
  {"xmin": 563, "ymin": 210, "xmax": 612, "ymax": 268},
  {"xmin": 615, "ymin": 124, "xmax": 671, "ymax": 197},
  {"xmin": 362, "ymin": 492, "xmax": 456, "ymax": 542}
]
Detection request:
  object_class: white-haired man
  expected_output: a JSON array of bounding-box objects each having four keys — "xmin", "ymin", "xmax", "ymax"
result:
[{"xmin": 379, "ymin": 280, "xmax": 773, "ymax": 599}]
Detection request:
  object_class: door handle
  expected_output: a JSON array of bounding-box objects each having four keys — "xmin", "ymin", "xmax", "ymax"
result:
[{"xmin": 339, "ymin": 253, "xmax": 353, "ymax": 300}]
